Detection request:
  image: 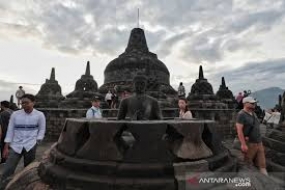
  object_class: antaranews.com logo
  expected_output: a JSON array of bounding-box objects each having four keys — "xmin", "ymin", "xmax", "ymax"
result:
[{"xmin": 186, "ymin": 172, "xmax": 251, "ymax": 188}]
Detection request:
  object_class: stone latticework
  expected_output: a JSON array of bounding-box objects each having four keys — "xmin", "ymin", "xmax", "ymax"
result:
[
  {"xmin": 188, "ymin": 65, "xmax": 216, "ymax": 101},
  {"xmin": 99, "ymin": 28, "xmax": 177, "ymax": 107},
  {"xmin": 6, "ymin": 119, "xmax": 239, "ymax": 190},
  {"xmin": 187, "ymin": 65, "xmax": 227, "ymax": 120},
  {"xmin": 59, "ymin": 61, "xmax": 101, "ymax": 109},
  {"xmin": 35, "ymin": 68, "xmax": 64, "ymax": 108},
  {"xmin": 216, "ymin": 77, "xmax": 235, "ymax": 108}
]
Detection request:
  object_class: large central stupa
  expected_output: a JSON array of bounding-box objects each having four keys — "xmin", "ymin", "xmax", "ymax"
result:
[{"xmin": 99, "ymin": 28, "xmax": 177, "ymax": 107}]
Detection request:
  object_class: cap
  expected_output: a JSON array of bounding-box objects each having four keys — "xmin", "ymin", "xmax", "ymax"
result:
[
  {"xmin": 91, "ymin": 96, "xmax": 100, "ymax": 101},
  {"xmin": 242, "ymin": 96, "xmax": 257, "ymax": 104}
]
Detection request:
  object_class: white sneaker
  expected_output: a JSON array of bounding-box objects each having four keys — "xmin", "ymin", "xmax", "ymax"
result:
[{"xmin": 260, "ymin": 168, "xmax": 268, "ymax": 176}]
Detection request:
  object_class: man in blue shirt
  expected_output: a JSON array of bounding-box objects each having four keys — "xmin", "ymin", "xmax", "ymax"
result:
[
  {"xmin": 0, "ymin": 94, "xmax": 46, "ymax": 189},
  {"xmin": 86, "ymin": 96, "xmax": 102, "ymax": 119}
]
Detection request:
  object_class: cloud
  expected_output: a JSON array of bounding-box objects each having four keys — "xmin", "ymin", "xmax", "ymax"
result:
[
  {"xmin": 210, "ymin": 58, "xmax": 285, "ymax": 93},
  {"xmin": 229, "ymin": 8, "xmax": 285, "ymax": 33},
  {"xmin": 1, "ymin": 0, "xmax": 285, "ymax": 64},
  {"xmin": 1, "ymin": 0, "xmax": 285, "ymax": 95},
  {"xmin": 0, "ymin": 80, "xmax": 21, "ymax": 101},
  {"xmin": 0, "ymin": 79, "xmax": 38, "ymax": 102}
]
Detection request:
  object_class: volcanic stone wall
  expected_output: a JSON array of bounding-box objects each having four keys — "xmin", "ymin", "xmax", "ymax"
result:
[{"xmin": 39, "ymin": 108, "xmax": 237, "ymax": 141}]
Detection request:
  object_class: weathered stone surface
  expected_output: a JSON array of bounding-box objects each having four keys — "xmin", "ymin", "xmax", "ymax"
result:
[
  {"xmin": 76, "ymin": 121, "xmax": 123, "ymax": 161},
  {"xmin": 266, "ymin": 160, "xmax": 285, "ymax": 181},
  {"xmin": 186, "ymin": 66, "xmax": 231, "ymax": 125},
  {"xmin": 38, "ymin": 108, "xmax": 237, "ymax": 143},
  {"xmin": 271, "ymin": 151, "xmax": 285, "ymax": 166},
  {"xmin": 57, "ymin": 119, "xmax": 87, "ymax": 156},
  {"xmin": 263, "ymin": 136, "xmax": 285, "ymax": 153},
  {"xmin": 59, "ymin": 61, "xmax": 102, "ymax": 109},
  {"xmin": 216, "ymin": 77, "xmax": 235, "ymax": 108},
  {"xmin": 170, "ymin": 122, "xmax": 213, "ymax": 160},
  {"xmin": 117, "ymin": 74, "xmax": 163, "ymax": 120},
  {"xmin": 99, "ymin": 28, "xmax": 177, "ymax": 108},
  {"xmin": 6, "ymin": 162, "xmax": 51, "ymax": 190},
  {"xmin": 266, "ymin": 129, "xmax": 285, "ymax": 141},
  {"xmin": 202, "ymin": 122, "xmax": 225, "ymax": 155},
  {"xmin": 37, "ymin": 119, "xmax": 232, "ymax": 189},
  {"xmin": 35, "ymin": 120, "xmax": 180, "ymax": 189},
  {"xmin": 35, "ymin": 67, "xmax": 64, "ymax": 108},
  {"xmin": 6, "ymin": 119, "xmax": 247, "ymax": 190},
  {"xmin": 188, "ymin": 65, "xmax": 215, "ymax": 101},
  {"xmin": 120, "ymin": 122, "xmax": 173, "ymax": 162},
  {"xmin": 263, "ymin": 125, "xmax": 285, "ymax": 183},
  {"xmin": 174, "ymin": 153, "xmax": 237, "ymax": 190}
]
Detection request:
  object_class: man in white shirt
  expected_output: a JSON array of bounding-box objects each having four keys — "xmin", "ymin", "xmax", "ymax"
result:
[
  {"xmin": 263, "ymin": 109, "xmax": 281, "ymax": 129},
  {"xmin": 0, "ymin": 94, "xmax": 46, "ymax": 189},
  {"xmin": 177, "ymin": 82, "xmax": 185, "ymax": 98},
  {"xmin": 15, "ymin": 86, "xmax": 25, "ymax": 107},
  {"xmin": 105, "ymin": 90, "xmax": 112, "ymax": 108},
  {"xmin": 86, "ymin": 96, "xmax": 102, "ymax": 119}
]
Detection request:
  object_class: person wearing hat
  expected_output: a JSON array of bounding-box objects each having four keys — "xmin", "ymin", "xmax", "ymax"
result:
[
  {"xmin": 235, "ymin": 96, "xmax": 268, "ymax": 175},
  {"xmin": 86, "ymin": 96, "xmax": 102, "ymax": 119}
]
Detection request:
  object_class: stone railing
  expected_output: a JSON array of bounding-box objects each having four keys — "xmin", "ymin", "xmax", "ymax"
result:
[
  {"xmin": 37, "ymin": 119, "xmax": 230, "ymax": 190},
  {"xmin": 38, "ymin": 108, "xmax": 237, "ymax": 142}
]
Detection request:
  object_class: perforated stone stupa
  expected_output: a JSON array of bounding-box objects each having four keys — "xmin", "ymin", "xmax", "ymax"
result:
[
  {"xmin": 59, "ymin": 61, "xmax": 101, "ymax": 108},
  {"xmin": 187, "ymin": 65, "xmax": 227, "ymax": 119},
  {"xmin": 35, "ymin": 68, "xmax": 64, "ymax": 108},
  {"xmin": 99, "ymin": 28, "xmax": 177, "ymax": 107},
  {"xmin": 188, "ymin": 65, "xmax": 215, "ymax": 101},
  {"xmin": 216, "ymin": 77, "xmax": 235, "ymax": 108}
]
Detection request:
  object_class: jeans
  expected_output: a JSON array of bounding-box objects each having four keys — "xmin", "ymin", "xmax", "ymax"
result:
[
  {"xmin": 0, "ymin": 137, "xmax": 6, "ymax": 163},
  {"xmin": 0, "ymin": 145, "xmax": 37, "ymax": 189}
]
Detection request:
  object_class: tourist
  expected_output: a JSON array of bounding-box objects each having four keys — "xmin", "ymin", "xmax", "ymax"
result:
[
  {"xmin": 235, "ymin": 92, "xmax": 245, "ymax": 110},
  {"xmin": 243, "ymin": 90, "xmax": 250, "ymax": 98},
  {"xmin": 235, "ymin": 96, "xmax": 268, "ymax": 175},
  {"xmin": 105, "ymin": 90, "xmax": 112, "ymax": 108},
  {"xmin": 0, "ymin": 101, "xmax": 13, "ymax": 164},
  {"xmin": 0, "ymin": 94, "xmax": 46, "ymax": 188},
  {"xmin": 113, "ymin": 84, "xmax": 118, "ymax": 93},
  {"xmin": 177, "ymin": 82, "xmax": 186, "ymax": 98},
  {"xmin": 111, "ymin": 91, "xmax": 118, "ymax": 109},
  {"xmin": 117, "ymin": 74, "xmax": 162, "ymax": 120},
  {"xmin": 178, "ymin": 97, "xmax": 193, "ymax": 119},
  {"xmin": 86, "ymin": 96, "xmax": 102, "ymax": 119},
  {"xmin": 15, "ymin": 86, "xmax": 25, "ymax": 107},
  {"xmin": 262, "ymin": 108, "xmax": 281, "ymax": 129},
  {"xmin": 122, "ymin": 90, "xmax": 131, "ymax": 99},
  {"xmin": 236, "ymin": 92, "xmax": 243, "ymax": 103}
]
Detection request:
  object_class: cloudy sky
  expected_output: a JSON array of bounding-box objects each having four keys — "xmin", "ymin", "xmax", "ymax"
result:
[{"xmin": 1, "ymin": 0, "xmax": 285, "ymax": 101}]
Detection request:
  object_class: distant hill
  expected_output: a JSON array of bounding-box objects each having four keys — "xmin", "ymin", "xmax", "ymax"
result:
[{"xmin": 251, "ymin": 87, "xmax": 284, "ymax": 109}]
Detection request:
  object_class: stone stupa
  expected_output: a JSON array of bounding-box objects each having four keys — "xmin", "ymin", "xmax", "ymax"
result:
[
  {"xmin": 216, "ymin": 77, "xmax": 235, "ymax": 108},
  {"xmin": 187, "ymin": 66, "xmax": 227, "ymax": 118},
  {"xmin": 99, "ymin": 28, "xmax": 177, "ymax": 107},
  {"xmin": 59, "ymin": 61, "xmax": 101, "ymax": 109},
  {"xmin": 35, "ymin": 68, "xmax": 64, "ymax": 108}
]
